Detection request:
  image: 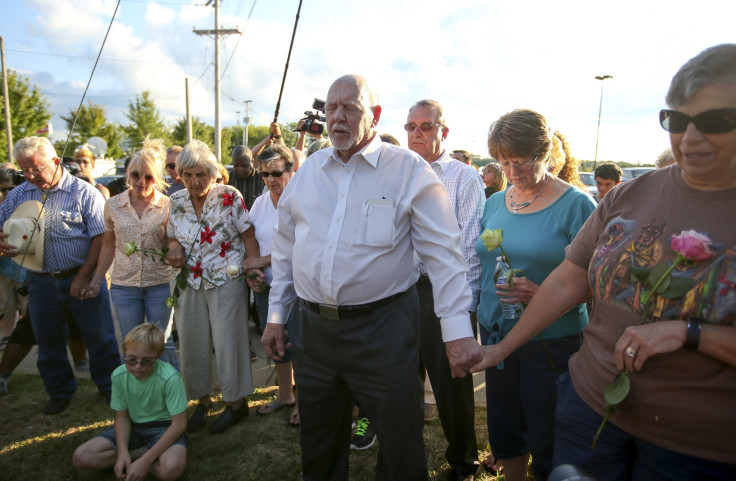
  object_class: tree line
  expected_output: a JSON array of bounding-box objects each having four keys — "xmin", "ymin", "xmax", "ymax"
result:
[{"xmin": 1, "ymin": 69, "xmax": 298, "ymax": 164}]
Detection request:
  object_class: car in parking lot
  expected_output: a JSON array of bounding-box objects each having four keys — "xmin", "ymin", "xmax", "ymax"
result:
[
  {"xmin": 621, "ymin": 167, "xmax": 654, "ymax": 181},
  {"xmin": 578, "ymin": 171, "xmax": 598, "ymax": 197}
]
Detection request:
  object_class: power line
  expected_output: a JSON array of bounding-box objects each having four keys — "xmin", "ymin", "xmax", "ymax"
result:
[
  {"xmin": 220, "ymin": 0, "xmax": 257, "ymax": 79},
  {"xmin": 7, "ymin": 48, "xmax": 205, "ymax": 66}
]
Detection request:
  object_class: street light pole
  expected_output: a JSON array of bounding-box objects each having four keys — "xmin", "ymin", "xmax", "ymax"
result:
[
  {"xmin": 593, "ymin": 74, "xmax": 613, "ymax": 170},
  {"xmin": 243, "ymin": 100, "xmax": 252, "ymax": 146}
]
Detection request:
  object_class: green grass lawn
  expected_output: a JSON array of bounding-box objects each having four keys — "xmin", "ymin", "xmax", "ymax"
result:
[{"xmin": 0, "ymin": 374, "xmax": 513, "ymax": 480}]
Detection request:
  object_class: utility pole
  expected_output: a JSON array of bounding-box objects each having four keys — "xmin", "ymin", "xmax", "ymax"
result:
[
  {"xmin": 593, "ymin": 74, "xmax": 613, "ymax": 170},
  {"xmin": 243, "ymin": 100, "xmax": 252, "ymax": 146},
  {"xmin": 194, "ymin": 0, "xmax": 240, "ymax": 161},
  {"xmin": 1, "ymin": 37, "xmax": 13, "ymax": 163}
]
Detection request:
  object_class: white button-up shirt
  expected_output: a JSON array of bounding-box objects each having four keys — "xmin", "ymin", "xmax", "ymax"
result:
[{"xmin": 267, "ymin": 134, "xmax": 473, "ymax": 342}]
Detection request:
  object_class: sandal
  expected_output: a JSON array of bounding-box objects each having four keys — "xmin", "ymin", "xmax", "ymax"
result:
[{"xmin": 256, "ymin": 398, "xmax": 295, "ymax": 417}]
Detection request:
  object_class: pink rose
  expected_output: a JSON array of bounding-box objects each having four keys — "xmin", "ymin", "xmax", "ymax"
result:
[{"xmin": 671, "ymin": 229, "xmax": 714, "ymax": 261}]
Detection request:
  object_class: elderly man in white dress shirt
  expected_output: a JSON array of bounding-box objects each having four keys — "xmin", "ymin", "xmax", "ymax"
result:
[{"xmin": 260, "ymin": 74, "xmax": 482, "ymax": 481}]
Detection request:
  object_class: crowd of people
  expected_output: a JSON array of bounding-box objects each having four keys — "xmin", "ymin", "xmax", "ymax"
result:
[{"xmin": 0, "ymin": 43, "xmax": 734, "ymax": 481}]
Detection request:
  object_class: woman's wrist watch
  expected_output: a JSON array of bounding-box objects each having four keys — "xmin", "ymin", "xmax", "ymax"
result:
[{"xmin": 684, "ymin": 318, "xmax": 701, "ymax": 350}]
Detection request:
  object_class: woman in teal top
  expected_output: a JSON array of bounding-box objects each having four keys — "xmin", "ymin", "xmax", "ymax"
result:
[{"xmin": 473, "ymin": 109, "xmax": 596, "ymax": 481}]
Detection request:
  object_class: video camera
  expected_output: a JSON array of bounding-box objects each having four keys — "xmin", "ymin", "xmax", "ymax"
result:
[{"xmin": 295, "ymin": 98, "xmax": 326, "ymax": 136}]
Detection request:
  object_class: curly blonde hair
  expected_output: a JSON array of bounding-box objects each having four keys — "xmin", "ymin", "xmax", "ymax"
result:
[{"xmin": 548, "ymin": 131, "xmax": 584, "ymax": 189}]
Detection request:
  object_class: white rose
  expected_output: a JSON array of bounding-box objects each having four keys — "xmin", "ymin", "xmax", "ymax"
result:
[{"xmin": 226, "ymin": 264, "xmax": 242, "ymax": 278}]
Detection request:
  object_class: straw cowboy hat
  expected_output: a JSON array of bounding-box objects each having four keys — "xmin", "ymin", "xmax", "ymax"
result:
[{"xmin": 3, "ymin": 200, "xmax": 44, "ymax": 271}]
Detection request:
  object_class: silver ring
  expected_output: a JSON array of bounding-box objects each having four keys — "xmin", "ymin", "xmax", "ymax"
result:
[{"xmin": 625, "ymin": 346, "xmax": 637, "ymax": 359}]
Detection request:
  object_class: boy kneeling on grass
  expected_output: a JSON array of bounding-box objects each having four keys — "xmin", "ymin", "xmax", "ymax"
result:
[{"xmin": 73, "ymin": 324, "xmax": 187, "ymax": 480}]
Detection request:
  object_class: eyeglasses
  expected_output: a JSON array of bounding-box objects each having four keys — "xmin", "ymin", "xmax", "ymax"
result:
[
  {"xmin": 130, "ymin": 171, "xmax": 154, "ymax": 182},
  {"xmin": 659, "ymin": 108, "xmax": 736, "ymax": 134},
  {"xmin": 21, "ymin": 159, "xmax": 53, "ymax": 177},
  {"xmin": 498, "ymin": 160, "xmax": 536, "ymax": 171},
  {"xmin": 0, "ymin": 186, "xmax": 14, "ymax": 194},
  {"xmin": 165, "ymin": 163, "xmax": 177, "ymax": 170},
  {"xmin": 260, "ymin": 170, "xmax": 287, "ymax": 178},
  {"xmin": 124, "ymin": 356, "xmax": 155, "ymax": 367},
  {"xmin": 404, "ymin": 122, "xmax": 443, "ymax": 132}
]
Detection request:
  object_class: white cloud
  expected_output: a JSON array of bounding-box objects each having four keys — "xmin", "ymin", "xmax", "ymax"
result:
[{"xmin": 3, "ymin": 0, "xmax": 736, "ymax": 162}]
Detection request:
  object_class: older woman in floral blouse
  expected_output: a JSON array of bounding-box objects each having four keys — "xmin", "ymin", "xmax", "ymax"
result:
[{"xmin": 166, "ymin": 140, "xmax": 260, "ymax": 435}]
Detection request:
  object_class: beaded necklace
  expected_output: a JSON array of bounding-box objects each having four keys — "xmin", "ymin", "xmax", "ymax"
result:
[{"xmin": 509, "ymin": 176, "xmax": 549, "ymax": 213}]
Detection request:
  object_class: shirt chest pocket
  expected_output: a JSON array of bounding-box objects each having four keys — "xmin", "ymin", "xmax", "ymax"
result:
[
  {"xmin": 358, "ymin": 198, "xmax": 395, "ymax": 248},
  {"xmin": 58, "ymin": 210, "xmax": 84, "ymax": 234}
]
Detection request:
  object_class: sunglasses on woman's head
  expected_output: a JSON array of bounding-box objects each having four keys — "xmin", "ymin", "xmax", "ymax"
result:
[
  {"xmin": 659, "ymin": 108, "xmax": 736, "ymax": 134},
  {"xmin": 130, "ymin": 171, "xmax": 154, "ymax": 182},
  {"xmin": 260, "ymin": 170, "xmax": 286, "ymax": 178}
]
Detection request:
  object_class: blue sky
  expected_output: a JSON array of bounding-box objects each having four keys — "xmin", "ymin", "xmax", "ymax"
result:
[{"xmin": 3, "ymin": 0, "xmax": 735, "ymax": 163}]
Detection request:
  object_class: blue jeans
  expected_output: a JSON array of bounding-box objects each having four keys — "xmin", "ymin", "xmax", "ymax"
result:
[
  {"xmin": 554, "ymin": 372, "xmax": 736, "ymax": 481},
  {"xmin": 27, "ymin": 273, "xmax": 121, "ymax": 398},
  {"xmin": 98, "ymin": 420, "xmax": 188, "ymax": 450},
  {"xmin": 110, "ymin": 284, "xmax": 179, "ymax": 370},
  {"xmin": 480, "ymin": 325, "xmax": 581, "ymax": 481}
]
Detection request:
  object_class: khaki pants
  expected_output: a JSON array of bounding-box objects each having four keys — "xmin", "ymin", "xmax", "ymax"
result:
[{"xmin": 175, "ymin": 279, "xmax": 253, "ymax": 402}]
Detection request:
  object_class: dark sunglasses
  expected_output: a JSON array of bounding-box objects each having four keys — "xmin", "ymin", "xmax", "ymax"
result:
[
  {"xmin": 165, "ymin": 163, "xmax": 177, "ymax": 170},
  {"xmin": 403, "ymin": 122, "xmax": 442, "ymax": 132},
  {"xmin": 659, "ymin": 108, "xmax": 736, "ymax": 135},
  {"xmin": 260, "ymin": 170, "xmax": 287, "ymax": 178},
  {"xmin": 124, "ymin": 356, "xmax": 155, "ymax": 367},
  {"xmin": 130, "ymin": 171, "xmax": 154, "ymax": 182},
  {"xmin": 0, "ymin": 186, "xmax": 15, "ymax": 194}
]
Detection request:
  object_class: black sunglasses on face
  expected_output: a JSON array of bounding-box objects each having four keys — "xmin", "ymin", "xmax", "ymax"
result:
[
  {"xmin": 260, "ymin": 170, "xmax": 286, "ymax": 178},
  {"xmin": 165, "ymin": 163, "xmax": 177, "ymax": 170},
  {"xmin": 130, "ymin": 171, "xmax": 154, "ymax": 182},
  {"xmin": 659, "ymin": 108, "xmax": 736, "ymax": 134}
]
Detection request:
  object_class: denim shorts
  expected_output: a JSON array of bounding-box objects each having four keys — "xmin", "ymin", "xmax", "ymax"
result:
[
  {"xmin": 480, "ymin": 325, "xmax": 581, "ymax": 481},
  {"xmin": 97, "ymin": 420, "xmax": 188, "ymax": 451}
]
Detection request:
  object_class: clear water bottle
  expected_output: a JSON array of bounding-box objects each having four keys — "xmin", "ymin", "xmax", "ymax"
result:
[{"xmin": 495, "ymin": 256, "xmax": 524, "ymax": 320}]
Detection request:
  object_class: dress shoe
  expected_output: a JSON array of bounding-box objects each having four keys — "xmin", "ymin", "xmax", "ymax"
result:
[
  {"xmin": 186, "ymin": 403, "xmax": 212, "ymax": 433},
  {"xmin": 43, "ymin": 397, "xmax": 71, "ymax": 415},
  {"xmin": 209, "ymin": 401, "xmax": 249, "ymax": 434}
]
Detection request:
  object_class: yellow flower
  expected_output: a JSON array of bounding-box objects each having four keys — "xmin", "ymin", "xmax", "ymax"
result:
[{"xmin": 481, "ymin": 228, "xmax": 503, "ymax": 251}]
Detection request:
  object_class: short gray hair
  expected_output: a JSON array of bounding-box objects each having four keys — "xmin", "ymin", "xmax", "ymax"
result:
[
  {"xmin": 177, "ymin": 140, "xmax": 218, "ymax": 179},
  {"xmin": 666, "ymin": 44, "xmax": 736, "ymax": 108},
  {"xmin": 13, "ymin": 136, "xmax": 57, "ymax": 161},
  {"xmin": 258, "ymin": 144, "xmax": 294, "ymax": 171},
  {"xmin": 409, "ymin": 99, "xmax": 446, "ymax": 127}
]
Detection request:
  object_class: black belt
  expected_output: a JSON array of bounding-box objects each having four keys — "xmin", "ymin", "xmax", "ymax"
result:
[
  {"xmin": 36, "ymin": 266, "xmax": 82, "ymax": 279},
  {"xmin": 302, "ymin": 288, "xmax": 410, "ymax": 321}
]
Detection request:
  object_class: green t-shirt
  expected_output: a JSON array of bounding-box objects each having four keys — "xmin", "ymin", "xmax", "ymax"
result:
[{"xmin": 110, "ymin": 360, "xmax": 187, "ymax": 423}]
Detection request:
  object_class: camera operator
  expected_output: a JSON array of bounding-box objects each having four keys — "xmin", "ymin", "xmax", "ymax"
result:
[{"xmin": 293, "ymin": 99, "xmax": 327, "ymax": 169}]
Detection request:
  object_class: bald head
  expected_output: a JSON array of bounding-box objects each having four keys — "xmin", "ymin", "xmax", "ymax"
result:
[{"xmin": 325, "ymin": 74, "xmax": 382, "ymax": 162}]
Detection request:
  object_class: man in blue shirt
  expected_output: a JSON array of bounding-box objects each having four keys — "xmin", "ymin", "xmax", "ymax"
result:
[{"xmin": 0, "ymin": 137, "xmax": 120, "ymax": 415}]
